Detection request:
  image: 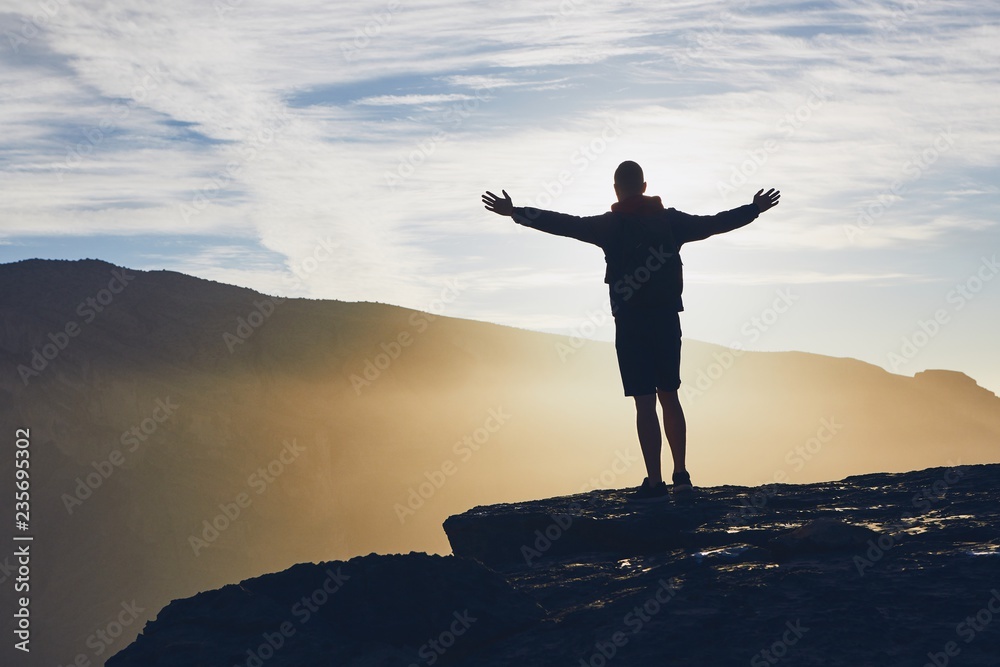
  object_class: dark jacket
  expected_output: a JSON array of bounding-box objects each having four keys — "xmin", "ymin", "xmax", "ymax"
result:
[{"xmin": 511, "ymin": 194, "xmax": 759, "ymax": 314}]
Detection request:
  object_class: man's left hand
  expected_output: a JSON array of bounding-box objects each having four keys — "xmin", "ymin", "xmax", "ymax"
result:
[{"xmin": 754, "ymin": 188, "xmax": 780, "ymax": 213}]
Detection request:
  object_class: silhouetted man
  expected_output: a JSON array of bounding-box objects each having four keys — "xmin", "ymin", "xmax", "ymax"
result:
[{"xmin": 483, "ymin": 161, "xmax": 780, "ymax": 501}]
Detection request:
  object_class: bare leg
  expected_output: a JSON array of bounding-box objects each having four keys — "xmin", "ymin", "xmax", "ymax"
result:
[
  {"xmin": 633, "ymin": 393, "xmax": 662, "ymax": 485},
  {"xmin": 657, "ymin": 389, "xmax": 687, "ymax": 476}
]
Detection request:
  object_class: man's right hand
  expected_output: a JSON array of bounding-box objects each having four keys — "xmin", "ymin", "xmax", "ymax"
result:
[{"xmin": 482, "ymin": 190, "xmax": 514, "ymax": 217}]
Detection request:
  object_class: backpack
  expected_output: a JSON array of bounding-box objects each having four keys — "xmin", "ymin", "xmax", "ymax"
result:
[{"xmin": 604, "ymin": 212, "xmax": 683, "ymax": 314}]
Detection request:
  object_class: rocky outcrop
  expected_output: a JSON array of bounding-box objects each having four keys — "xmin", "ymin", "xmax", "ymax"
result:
[
  {"xmin": 106, "ymin": 553, "xmax": 545, "ymax": 667},
  {"xmin": 109, "ymin": 463, "xmax": 1000, "ymax": 666}
]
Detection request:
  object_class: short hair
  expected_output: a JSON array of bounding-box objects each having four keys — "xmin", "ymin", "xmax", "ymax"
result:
[{"xmin": 614, "ymin": 160, "xmax": 644, "ymax": 193}]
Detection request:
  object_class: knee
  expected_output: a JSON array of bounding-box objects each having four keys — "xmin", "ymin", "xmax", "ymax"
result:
[
  {"xmin": 634, "ymin": 394, "xmax": 657, "ymax": 414},
  {"xmin": 657, "ymin": 388, "xmax": 678, "ymax": 400},
  {"xmin": 657, "ymin": 389, "xmax": 682, "ymax": 409}
]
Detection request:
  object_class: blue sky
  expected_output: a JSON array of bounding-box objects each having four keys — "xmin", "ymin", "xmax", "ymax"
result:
[{"xmin": 2, "ymin": 0, "xmax": 999, "ymax": 393}]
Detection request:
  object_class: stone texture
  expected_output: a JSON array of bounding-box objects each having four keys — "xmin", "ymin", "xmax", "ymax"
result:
[{"xmin": 110, "ymin": 463, "xmax": 1000, "ymax": 666}]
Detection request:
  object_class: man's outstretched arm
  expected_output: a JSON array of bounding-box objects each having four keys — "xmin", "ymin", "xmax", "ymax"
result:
[
  {"xmin": 672, "ymin": 188, "xmax": 781, "ymax": 244},
  {"xmin": 482, "ymin": 189, "xmax": 611, "ymax": 247}
]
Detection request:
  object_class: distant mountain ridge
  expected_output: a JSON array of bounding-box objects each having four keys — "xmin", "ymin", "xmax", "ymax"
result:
[{"xmin": 1, "ymin": 258, "xmax": 998, "ymax": 666}]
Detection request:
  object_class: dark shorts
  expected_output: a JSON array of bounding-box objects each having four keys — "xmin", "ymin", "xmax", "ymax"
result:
[{"xmin": 614, "ymin": 308, "xmax": 682, "ymax": 396}]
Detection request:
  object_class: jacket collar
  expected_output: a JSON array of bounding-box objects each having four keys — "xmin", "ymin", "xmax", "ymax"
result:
[{"xmin": 611, "ymin": 194, "xmax": 664, "ymax": 214}]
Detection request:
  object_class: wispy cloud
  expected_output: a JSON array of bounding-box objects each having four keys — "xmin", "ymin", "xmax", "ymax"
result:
[
  {"xmin": 1, "ymin": 1, "xmax": 999, "ymax": 392},
  {"xmin": 686, "ymin": 271, "xmax": 928, "ymax": 286},
  {"xmin": 352, "ymin": 93, "xmax": 479, "ymax": 106}
]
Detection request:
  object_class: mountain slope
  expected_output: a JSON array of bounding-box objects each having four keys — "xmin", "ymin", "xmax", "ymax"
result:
[{"xmin": 1, "ymin": 258, "xmax": 998, "ymax": 666}]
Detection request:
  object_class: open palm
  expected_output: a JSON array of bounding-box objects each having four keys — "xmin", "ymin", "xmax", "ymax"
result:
[
  {"xmin": 754, "ymin": 188, "xmax": 781, "ymax": 213},
  {"xmin": 482, "ymin": 190, "xmax": 514, "ymax": 216}
]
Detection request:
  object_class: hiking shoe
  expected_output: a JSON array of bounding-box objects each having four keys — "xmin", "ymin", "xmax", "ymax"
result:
[
  {"xmin": 628, "ymin": 477, "xmax": 670, "ymax": 503},
  {"xmin": 671, "ymin": 470, "xmax": 694, "ymax": 494}
]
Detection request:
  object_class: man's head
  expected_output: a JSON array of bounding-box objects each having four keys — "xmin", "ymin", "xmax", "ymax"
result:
[{"xmin": 614, "ymin": 160, "xmax": 646, "ymax": 201}]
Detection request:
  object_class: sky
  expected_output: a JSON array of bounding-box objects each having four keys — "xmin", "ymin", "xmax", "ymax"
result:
[{"xmin": 1, "ymin": 0, "xmax": 999, "ymax": 394}]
